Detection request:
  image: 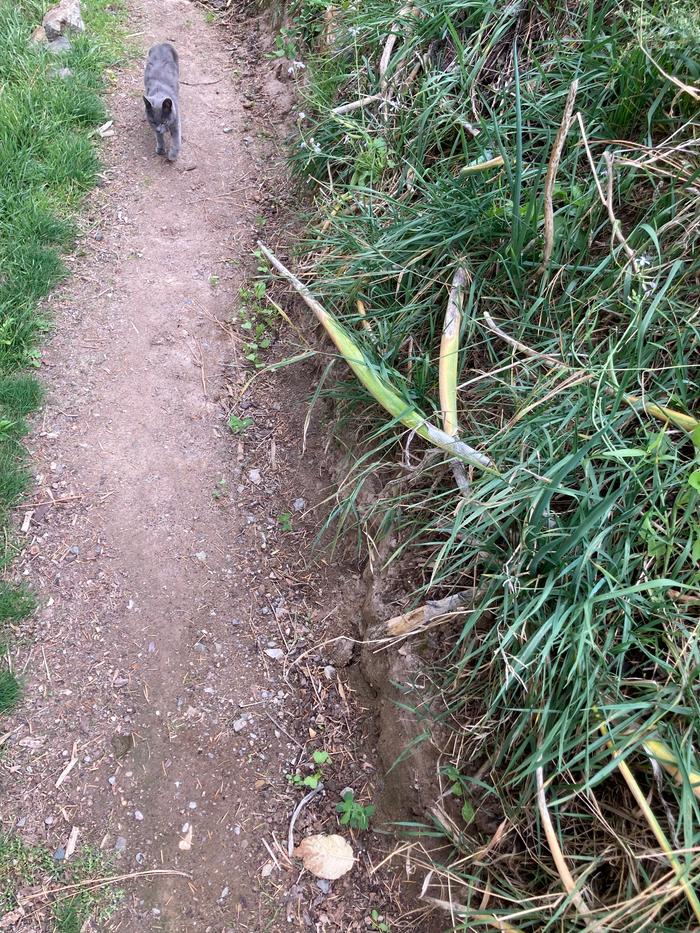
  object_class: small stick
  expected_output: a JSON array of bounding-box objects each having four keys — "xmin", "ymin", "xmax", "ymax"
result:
[
  {"xmin": 332, "ymin": 94, "xmax": 384, "ymax": 115},
  {"xmin": 483, "ymin": 312, "xmax": 567, "ymax": 368},
  {"xmin": 265, "ymin": 711, "xmax": 304, "ymax": 749},
  {"xmin": 540, "ymin": 79, "xmax": 579, "ymax": 273},
  {"xmin": 262, "ymin": 836, "xmax": 282, "ymax": 871},
  {"xmin": 288, "ymin": 784, "xmax": 324, "ymax": 856},
  {"xmin": 180, "ymin": 77, "xmax": 225, "ymax": 87},
  {"xmin": 64, "ymin": 826, "xmax": 79, "ymax": 861},
  {"xmin": 20, "ymin": 868, "xmax": 191, "ymax": 902},
  {"xmin": 55, "ymin": 741, "xmax": 79, "ymax": 788}
]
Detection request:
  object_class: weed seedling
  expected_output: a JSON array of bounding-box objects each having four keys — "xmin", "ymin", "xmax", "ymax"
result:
[
  {"xmin": 212, "ymin": 478, "xmax": 228, "ymax": 501},
  {"xmin": 369, "ymin": 909, "xmax": 389, "ymax": 932},
  {"xmin": 277, "ymin": 512, "xmax": 293, "ymax": 533},
  {"xmin": 287, "ymin": 749, "xmax": 331, "ymax": 790},
  {"xmin": 336, "ymin": 789, "xmax": 375, "ymax": 830},
  {"xmin": 228, "ymin": 413, "xmax": 253, "ymax": 435},
  {"xmin": 237, "ymin": 282, "xmax": 274, "ymax": 369}
]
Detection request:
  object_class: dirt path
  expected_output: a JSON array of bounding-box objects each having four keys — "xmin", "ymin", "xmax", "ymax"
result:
[{"xmin": 0, "ymin": 1, "xmax": 372, "ymax": 929}]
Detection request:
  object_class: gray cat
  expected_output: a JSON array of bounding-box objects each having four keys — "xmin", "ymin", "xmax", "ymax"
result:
[{"xmin": 143, "ymin": 43, "xmax": 181, "ymax": 162}]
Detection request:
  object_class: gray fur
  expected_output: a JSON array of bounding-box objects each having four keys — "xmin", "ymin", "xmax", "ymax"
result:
[{"xmin": 143, "ymin": 43, "xmax": 181, "ymax": 162}]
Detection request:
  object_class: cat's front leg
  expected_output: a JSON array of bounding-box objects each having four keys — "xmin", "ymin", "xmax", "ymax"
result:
[
  {"xmin": 155, "ymin": 130, "xmax": 165, "ymax": 156},
  {"xmin": 166, "ymin": 117, "xmax": 181, "ymax": 162}
]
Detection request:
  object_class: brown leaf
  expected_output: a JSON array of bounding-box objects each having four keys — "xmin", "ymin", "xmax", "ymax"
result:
[{"xmin": 293, "ymin": 834, "xmax": 354, "ymax": 880}]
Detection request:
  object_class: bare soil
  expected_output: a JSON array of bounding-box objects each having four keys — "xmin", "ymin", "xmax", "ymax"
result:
[{"xmin": 0, "ymin": 1, "xmax": 427, "ymax": 929}]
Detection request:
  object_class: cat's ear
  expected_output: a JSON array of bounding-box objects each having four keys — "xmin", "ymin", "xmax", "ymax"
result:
[
  {"xmin": 162, "ymin": 98, "xmax": 173, "ymax": 115},
  {"xmin": 143, "ymin": 96, "xmax": 153, "ymax": 111}
]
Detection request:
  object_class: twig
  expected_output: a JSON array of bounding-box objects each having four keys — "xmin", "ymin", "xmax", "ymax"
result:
[
  {"xmin": 540, "ymin": 80, "xmax": 579, "ymax": 273},
  {"xmin": 288, "ymin": 784, "xmax": 324, "ymax": 856},
  {"xmin": 266, "ymin": 711, "xmax": 304, "ymax": 749},
  {"xmin": 262, "ymin": 836, "xmax": 283, "ymax": 871},
  {"xmin": 55, "ymin": 741, "xmax": 79, "ymax": 788},
  {"xmin": 482, "ymin": 312, "xmax": 567, "ymax": 368},
  {"xmin": 180, "ymin": 77, "xmax": 225, "ymax": 86},
  {"xmin": 19, "ymin": 869, "xmax": 191, "ymax": 902},
  {"xmin": 332, "ymin": 94, "xmax": 384, "ymax": 115}
]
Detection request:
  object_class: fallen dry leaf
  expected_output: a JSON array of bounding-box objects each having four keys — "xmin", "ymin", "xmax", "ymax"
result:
[
  {"xmin": 293, "ymin": 833, "xmax": 354, "ymax": 880},
  {"xmin": 178, "ymin": 825, "xmax": 193, "ymax": 851},
  {"xmin": 18, "ymin": 735, "xmax": 46, "ymax": 750}
]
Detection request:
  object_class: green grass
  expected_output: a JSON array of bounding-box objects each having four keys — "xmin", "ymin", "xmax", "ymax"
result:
[
  {"xmin": 0, "ymin": 833, "xmax": 122, "ymax": 930},
  {"xmin": 0, "ymin": 0, "xmax": 127, "ymax": 706},
  {"xmin": 0, "ymin": 2, "xmax": 129, "ymax": 922},
  {"xmin": 280, "ymin": 0, "xmax": 700, "ymax": 928}
]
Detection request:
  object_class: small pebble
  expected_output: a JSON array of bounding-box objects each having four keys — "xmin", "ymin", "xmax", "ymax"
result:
[
  {"xmin": 293, "ymin": 497, "xmax": 306, "ymax": 512},
  {"xmin": 188, "ymin": 801, "xmax": 198, "ymax": 810},
  {"xmin": 134, "ymin": 810, "xmax": 144, "ymax": 822},
  {"xmin": 115, "ymin": 836, "xmax": 127, "ymax": 852},
  {"xmin": 264, "ymin": 648, "xmax": 284, "ymax": 661}
]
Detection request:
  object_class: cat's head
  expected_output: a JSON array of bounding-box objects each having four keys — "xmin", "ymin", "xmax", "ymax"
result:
[{"xmin": 143, "ymin": 96, "xmax": 175, "ymax": 132}]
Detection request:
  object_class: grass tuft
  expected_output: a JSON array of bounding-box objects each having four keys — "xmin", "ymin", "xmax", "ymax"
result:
[
  {"xmin": 0, "ymin": 0, "xmax": 127, "ymax": 713},
  {"xmin": 280, "ymin": 0, "xmax": 700, "ymax": 927},
  {"xmin": 0, "ymin": 833, "xmax": 122, "ymax": 930}
]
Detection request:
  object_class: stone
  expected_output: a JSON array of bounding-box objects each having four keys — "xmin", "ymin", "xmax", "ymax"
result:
[
  {"xmin": 323, "ymin": 636, "xmax": 354, "ymax": 668},
  {"xmin": 43, "ymin": 0, "xmax": 84, "ymax": 41},
  {"xmin": 264, "ymin": 648, "xmax": 284, "ymax": 661},
  {"xmin": 47, "ymin": 36, "xmax": 72, "ymax": 54},
  {"xmin": 115, "ymin": 836, "xmax": 127, "ymax": 852}
]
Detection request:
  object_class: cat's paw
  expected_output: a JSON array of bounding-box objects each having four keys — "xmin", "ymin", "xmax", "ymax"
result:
[{"xmin": 166, "ymin": 150, "xmax": 179, "ymax": 163}]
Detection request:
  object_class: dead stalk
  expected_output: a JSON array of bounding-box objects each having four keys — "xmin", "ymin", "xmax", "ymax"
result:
[
  {"xmin": 540, "ymin": 80, "xmax": 579, "ymax": 273},
  {"xmin": 576, "ymin": 114, "xmax": 638, "ymax": 274},
  {"xmin": 536, "ymin": 765, "xmax": 592, "ymax": 919},
  {"xmin": 332, "ymin": 94, "xmax": 384, "ymax": 115}
]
